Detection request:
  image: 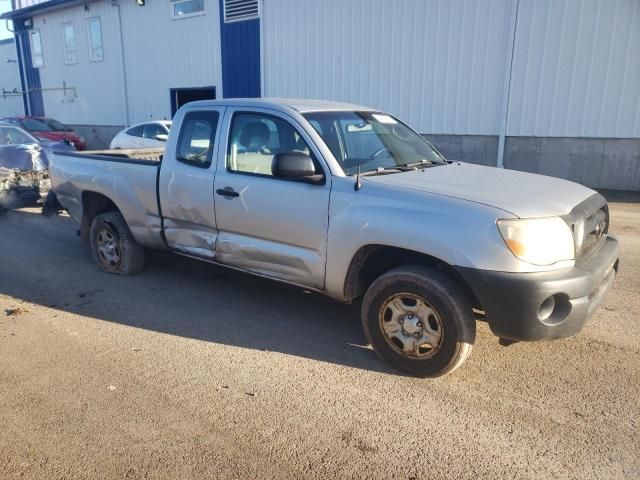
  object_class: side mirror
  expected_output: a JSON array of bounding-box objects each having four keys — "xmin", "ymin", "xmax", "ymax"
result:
[
  {"xmin": 155, "ymin": 134, "xmax": 168, "ymax": 142},
  {"xmin": 272, "ymin": 152, "xmax": 324, "ymax": 184}
]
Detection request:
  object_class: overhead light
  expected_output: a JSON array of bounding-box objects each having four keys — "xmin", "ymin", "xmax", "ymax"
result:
[
  {"xmin": 23, "ymin": 18, "xmax": 33, "ymax": 28},
  {"xmin": 136, "ymin": 0, "xmax": 145, "ymax": 5}
]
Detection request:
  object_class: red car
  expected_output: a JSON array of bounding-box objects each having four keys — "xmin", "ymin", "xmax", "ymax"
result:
[{"xmin": 1, "ymin": 116, "xmax": 86, "ymax": 150}]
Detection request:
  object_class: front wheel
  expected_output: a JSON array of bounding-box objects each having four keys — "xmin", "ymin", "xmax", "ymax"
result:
[
  {"xmin": 362, "ymin": 266, "xmax": 476, "ymax": 377},
  {"xmin": 89, "ymin": 211, "xmax": 145, "ymax": 275}
]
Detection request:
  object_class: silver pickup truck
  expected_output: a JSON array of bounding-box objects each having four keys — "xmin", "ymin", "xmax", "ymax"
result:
[{"xmin": 49, "ymin": 99, "xmax": 619, "ymax": 377}]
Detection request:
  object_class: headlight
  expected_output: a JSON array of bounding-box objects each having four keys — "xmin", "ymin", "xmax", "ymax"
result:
[{"xmin": 497, "ymin": 217, "xmax": 574, "ymax": 266}]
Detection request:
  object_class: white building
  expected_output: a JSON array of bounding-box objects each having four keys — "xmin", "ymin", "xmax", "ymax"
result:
[{"xmin": 2, "ymin": 0, "xmax": 640, "ymax": 190}]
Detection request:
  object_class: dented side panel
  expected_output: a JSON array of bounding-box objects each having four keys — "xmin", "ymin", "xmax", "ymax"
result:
[
  {"xmin": 212, "ymin": 106, "xmax": 331, "ymax": 290},
  {"xmin": 49, "ymin": 154, "xmax": 167, "ymax": 250},
  {"xmin": 157, "ymin": 106, "xmax": 225, "ymax": 258}
]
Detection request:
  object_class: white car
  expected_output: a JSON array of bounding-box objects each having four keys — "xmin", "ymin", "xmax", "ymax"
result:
[{"xmin": 109, "ymin": 121, "xmax": 171, "ymax": 149}]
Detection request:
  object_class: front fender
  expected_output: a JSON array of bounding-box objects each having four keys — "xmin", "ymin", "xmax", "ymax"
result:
[{"xmin": 324, "ymin": 177, "xmax": 516, "ymax": 300}]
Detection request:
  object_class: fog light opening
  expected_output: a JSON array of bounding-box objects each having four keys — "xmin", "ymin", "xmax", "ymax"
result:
[
  {"xmin": 538, "ymin": 295, "xmax": 556, "ymax": 321},
  {"xmin": 538, "ymin": 293, "xmax": 572, "ymax": 326}
]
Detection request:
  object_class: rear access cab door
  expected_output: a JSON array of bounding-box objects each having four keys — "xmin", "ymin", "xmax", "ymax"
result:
[
  {"xmin": 212, "ymin": 106, "xmax": 331, "ymax": 289},
  {"xmin": 158, "ymin": 106, "xmax": 225, "ymax": 257}
]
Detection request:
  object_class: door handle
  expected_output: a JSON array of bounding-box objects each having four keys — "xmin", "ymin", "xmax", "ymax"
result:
[{"xmin": 216, "ymin": 187, "xmax": 239, "ymax": 198}]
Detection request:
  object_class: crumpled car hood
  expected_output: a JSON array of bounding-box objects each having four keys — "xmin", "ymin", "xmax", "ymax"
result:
[
  {"xmin": 0, "ymin": 145, "xmax": 44, "ymax": 170},
  {"xmin": 0, "ymin": 140, "xmax": 74, "ymax": 170}
]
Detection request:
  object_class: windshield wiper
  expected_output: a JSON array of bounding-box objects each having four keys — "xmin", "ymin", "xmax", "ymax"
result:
[
  {"xmin": 359, "ymin": 165, "xmax": 417, "ymax": 177},
  {"xmin": 397, "ymin": 159, "xmax": 441, "ymax": 168}
]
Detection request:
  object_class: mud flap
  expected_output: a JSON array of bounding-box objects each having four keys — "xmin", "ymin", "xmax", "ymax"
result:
[{"xmin": 42, "ymin": 191, "xmax": 64, "ymax": 217}]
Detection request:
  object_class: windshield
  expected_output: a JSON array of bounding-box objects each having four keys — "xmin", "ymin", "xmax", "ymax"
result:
[
  {"xmin": 21, "ymin": 118, "xmax": 54, "ymax": 131},
  {"xmin": 303, "ymin": 111, "xmax": 445, "ymax": 175},
  {"xmin": 0, "ymin": 125, "xmax": 40, "ymax": 145},
  {"xmin": 41, "ymin": 118, "xmax": 71, "ymax": 132}
]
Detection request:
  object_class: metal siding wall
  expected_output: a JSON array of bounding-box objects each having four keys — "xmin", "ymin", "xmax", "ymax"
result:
[
  {"xmin": 508, "ymin": 0, "xmax": 640, "ymax": 138},
  {"xmin": 32, "ymin": 2, "xmax": 125, "ymax": 125},
  {"xmin": 263, "ymin": 0, "xmax": 513, "ymax": 135},
  {"xmin": 0, "ymin": 41, "xmax": 25, "ymax": 116},
  {"xmin": 119, "ymin": 0, "xmax": 222, "ymax": 124},
  {"xmin": 29, "ymin": 0, "xmax": 222, "ymax": 127}
]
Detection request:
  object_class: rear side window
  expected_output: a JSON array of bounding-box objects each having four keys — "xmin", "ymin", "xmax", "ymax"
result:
[
  {"xmin": 142, "ymin": 123, "xmax": 167, "ymax": 139},
  {"xmin": 126, "ymin": 125, "xmax": 144, "ymax": 137},
  {"xmin": 176, "ymin": 111, "xmax": 219, "ymax": 168}
]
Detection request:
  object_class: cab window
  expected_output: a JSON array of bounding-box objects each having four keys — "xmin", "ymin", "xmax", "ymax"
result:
[
  {"xmin": 227, "ymin": 112, "xmax": 312, "ymax": 177},
  {"xmin": 176, "ymin": 111, "xmax": 219, "ymax": 167}
]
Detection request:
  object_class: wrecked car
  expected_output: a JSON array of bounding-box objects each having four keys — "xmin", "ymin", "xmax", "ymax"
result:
[
  {"xmin": 48, "ymin": 99, "xmax": 619, "ymax": 377},
  {"xmin": 0, "ymin": 122, "xmax": 74, "ymax": 211}
]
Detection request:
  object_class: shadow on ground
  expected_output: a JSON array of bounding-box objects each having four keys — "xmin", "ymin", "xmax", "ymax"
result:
[{"xmin": 0, "ymin": 208, "xmax": 395, "ymax": 375}]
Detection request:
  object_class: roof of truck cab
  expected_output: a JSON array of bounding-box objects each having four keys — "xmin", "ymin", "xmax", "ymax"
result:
[{"xmin": 185, "ymin": 98, "xmax": 376, "ymax": 113}]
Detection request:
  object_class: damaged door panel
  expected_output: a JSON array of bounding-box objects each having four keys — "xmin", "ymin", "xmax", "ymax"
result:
[
  {"xmin": 158, "ymin": 108, "xmax": 223, "ymax": 258},
  {"xmin": 212, "ymin": 108, "xmax": 330, "ymax": 289}
]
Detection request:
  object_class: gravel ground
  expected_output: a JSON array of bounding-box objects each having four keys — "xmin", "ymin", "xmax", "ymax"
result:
[{"xmin": 0, "ymin": 198, "xmax": 639, "ymax": 479}]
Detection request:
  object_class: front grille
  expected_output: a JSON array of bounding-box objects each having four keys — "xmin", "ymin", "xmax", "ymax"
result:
[
  {"xmin": 580, "ymin": 204, "xmax": 609, "ymax": 259},
  {"xmin": 564, "ymin": 194, "xmax": 609, "ymax": 263}
]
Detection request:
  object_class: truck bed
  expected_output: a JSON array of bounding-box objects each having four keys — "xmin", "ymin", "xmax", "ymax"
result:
[
  {"xmin": 49, "ymin": 148, "xmax": 167, "ymax": 250},
  {"xmin": 74, "ymin": 148, "xmax": 164, "ymax": 163}
]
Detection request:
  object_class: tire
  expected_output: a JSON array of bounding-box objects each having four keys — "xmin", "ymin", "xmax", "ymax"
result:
[
  {"xmin": 362, "ymin": 266, "xmax": 475, "ymax": 377},
  {"xmin": 89, "ymin": 211, "xmax": 145, "ymax": 275}
]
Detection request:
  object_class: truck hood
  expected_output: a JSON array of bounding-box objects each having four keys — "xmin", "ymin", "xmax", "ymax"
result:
[{"xmin": 363, "ymin": 162, "xmax": 596, "ymax": 218}]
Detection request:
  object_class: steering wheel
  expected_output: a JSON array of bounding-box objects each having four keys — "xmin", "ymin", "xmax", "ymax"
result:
[{"xmin": 369, "ymin": 147, "xmax": 391, "ymax": 161}]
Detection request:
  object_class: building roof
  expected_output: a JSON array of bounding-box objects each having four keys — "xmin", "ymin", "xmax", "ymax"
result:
[
  {"xmin": 1, "ymin": 0, "xmax": 81, "ymax": 20},
  {"xmin": 187, "ymin": 98, "xmax": 376, "ymax": 114}
]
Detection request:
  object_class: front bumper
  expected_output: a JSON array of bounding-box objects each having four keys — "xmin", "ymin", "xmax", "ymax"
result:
[
  {"xmin": 0, "ymin": 168, "xmax": 50, "ymax": 209},
  {"xmin": 457, "ymin": 236, "xmax": 619, "ymax": 341}
]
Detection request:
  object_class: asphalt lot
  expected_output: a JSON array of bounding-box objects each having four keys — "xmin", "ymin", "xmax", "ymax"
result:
[{"xmin": 1, "ymin": 197, "xmax": 639, "ymax": 479}]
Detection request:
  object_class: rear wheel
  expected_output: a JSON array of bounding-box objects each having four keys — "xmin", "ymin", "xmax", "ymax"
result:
[
  {"xmin": 89, "ymin": 211, "xmax": 145, "ymax": 275},
  {"xmin": 362, "ymin": 266, "xmax": 475, "ymax": 377}
]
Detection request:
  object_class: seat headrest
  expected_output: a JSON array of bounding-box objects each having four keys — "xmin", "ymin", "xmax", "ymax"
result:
[{"xmin": 239, "ymin": 122, "xmax": 270, "ymax": 150}]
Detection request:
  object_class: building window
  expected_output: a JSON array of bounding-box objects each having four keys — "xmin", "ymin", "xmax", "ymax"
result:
[
  {"xmin": 87, "ymin": 17, "xmax": 103, "ymax": 62},
  {"xmin": 170, "ymin": 0, "xmax": 205, "ymax": 19},
  {"xmin": 223, "ymin": 0, "xmax": 259, "ymax": 23},
  {"xmin": 62, "ymin": 23, "xmax": 77, "ymax": 64},
  {"xmin": 30, "ymin": 30, "xmax": 43, "ymax": 68}
]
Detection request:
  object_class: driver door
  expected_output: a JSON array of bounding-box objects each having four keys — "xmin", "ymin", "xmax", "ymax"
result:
[{"xmin": 213, "ymin": 108, "xmax": 331, "ymax": 289}]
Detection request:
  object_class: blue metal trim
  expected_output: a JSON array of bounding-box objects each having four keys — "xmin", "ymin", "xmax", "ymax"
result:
[
  {"xmin": 12, "ymin": 34, "xmax": 29, "ymax": 115},
  {"xmin": 0, "ymin": 38, "xmax": 15, "ymax": 45},
  {"xmin": 14, "ymin": 19, "xmax": 44, "ymax": 116},
  {"xmin": 1, "ymin": 0, "xmax": 77, "ymax": 20},
  {"xmin": 218, "ymin": 0, "xmax": 261, "ymax": 98}
]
